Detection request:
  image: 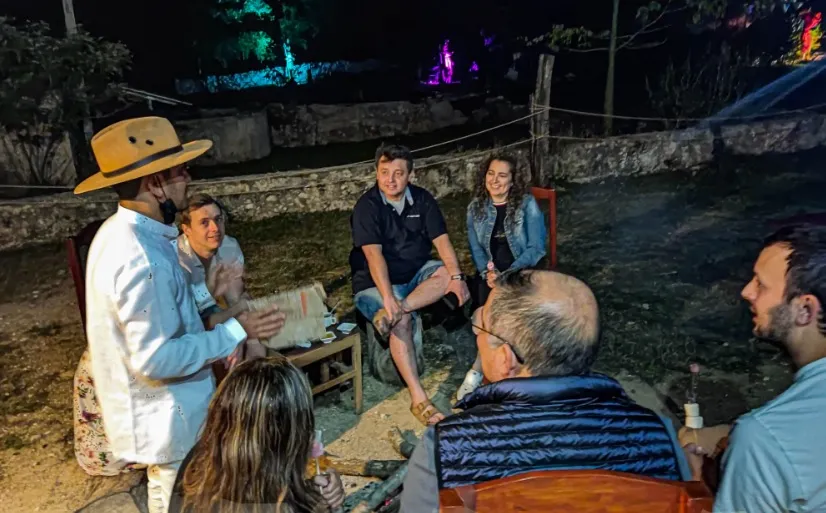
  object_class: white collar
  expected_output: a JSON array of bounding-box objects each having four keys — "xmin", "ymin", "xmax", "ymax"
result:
[{"xmin": 116, "ymin": 205, "xmax": 179, "ymax": 240}]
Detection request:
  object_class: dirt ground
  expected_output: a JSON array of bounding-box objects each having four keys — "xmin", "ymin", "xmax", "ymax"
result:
[{"xmin": 2, "ymin": 148, "xmax": 822, "ymax": 511}]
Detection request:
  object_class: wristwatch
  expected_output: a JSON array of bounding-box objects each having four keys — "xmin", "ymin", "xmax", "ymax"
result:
[{"xmin": 451, "ymin": 273, "xmax": 466, "ymax": 281}]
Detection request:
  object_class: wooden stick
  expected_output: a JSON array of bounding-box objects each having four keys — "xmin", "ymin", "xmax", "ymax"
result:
[
  {"xmin": 388, "ymin": 428, "xmax": 418, "ymax": 459},
  {"xmin": 309, "ymin": 456, "xmax": 406, "ymax": 479},
  {"xmin": 350, "ymin": 461, "xmax": 409, "ymax": 513}
]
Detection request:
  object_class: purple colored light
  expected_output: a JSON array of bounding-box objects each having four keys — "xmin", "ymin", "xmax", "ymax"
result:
[{"xmin": 424, "ymin": 39, "xmax": 458, "ymax": 85}]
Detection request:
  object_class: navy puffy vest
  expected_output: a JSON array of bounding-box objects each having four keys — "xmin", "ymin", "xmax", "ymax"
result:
[{"xmin": 435, "ymin": 374, "xmax": 683, "ymax": 489}]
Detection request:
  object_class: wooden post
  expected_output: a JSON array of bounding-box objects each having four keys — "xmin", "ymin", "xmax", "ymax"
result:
[
  {"xmin": 531, "ymin": 54, "xmax": 554, "ymax": 186},
  {"xmin": 62, "ymin": 0, "xmax": 94, "ymax": 146},
  {"xmin": 62, "ymin": 0, "xmax": 78, "ymax": 35}
]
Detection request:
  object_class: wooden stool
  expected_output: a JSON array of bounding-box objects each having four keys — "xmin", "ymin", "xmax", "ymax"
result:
[{"xmin": 272, "ymin": 331, "xmax": 363, "ymax": 413}]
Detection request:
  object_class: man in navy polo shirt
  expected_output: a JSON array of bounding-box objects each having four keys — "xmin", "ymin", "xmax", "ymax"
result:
[{"xmin": 350, "ymin": 144, "xmax": 470, "ymax": 426}]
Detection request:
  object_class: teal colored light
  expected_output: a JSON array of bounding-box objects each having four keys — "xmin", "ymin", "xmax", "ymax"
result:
[
  {"xmin": 283, "ymin": 41, "xmax": 295, "ymax": 74},
  {"xmin": 236, "ymin": 31, "xmax": 275, "ymax": 61},
  {"xmin": 217, "ymin": 0, "xmax": 274, "ymax": 22}
]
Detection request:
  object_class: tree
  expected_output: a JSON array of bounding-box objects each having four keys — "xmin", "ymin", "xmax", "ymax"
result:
[
  {"xmin": 191, "ymin": 0, "xmax": 322, "ymax": 77},
  {"xmin": 0, "ymin": 18, "xmax": 130, "ymax": 186},
  {"xmin": 645, "ymin": 43, "xmax": 749, "ymax": 123},
  {"xmin": 529, "ymin": 0, "xmax": 798, "ymax": 133}
]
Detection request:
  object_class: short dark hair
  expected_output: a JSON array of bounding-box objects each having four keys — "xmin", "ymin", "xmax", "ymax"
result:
[
  {"xmin": 111, "ymin": 169, "xmax": 172, "ymax": 200},
  {"xmin": 763, "ymin": 224, "xmax": 826, "ymax": 335},
  {"xmin": 112, "ymin": 178, "xmax": 143, "ymax": 200},
  {"xmin": 489, "ymin": 270, "xmax": 601, "ymax": 376},
  {"xmin": 375, "ymin": 144, "xmax": 413, "ymax": 172},
  {"xmin": 181, "ymin": 193, "xmax": 226, "ymax": 225}
]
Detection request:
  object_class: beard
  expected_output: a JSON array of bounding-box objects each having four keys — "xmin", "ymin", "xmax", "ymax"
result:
[{"xmin": 755, "ymin": 302, "xmax": 794, "ymax": 343}]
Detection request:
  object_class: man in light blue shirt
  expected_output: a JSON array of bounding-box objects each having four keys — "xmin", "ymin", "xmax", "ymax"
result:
[{"xmin": 684, "ymin": 225, "xmax": 826, "ymax": 513}]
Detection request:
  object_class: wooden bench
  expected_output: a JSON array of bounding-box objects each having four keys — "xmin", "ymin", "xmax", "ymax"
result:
[
  {"xmin": 272, "ymin": 329, "xmax": 364, "ymax": 414},
  {"xmin": 439, "ymin": 470, "xmax": 714, "ymax": 513}
]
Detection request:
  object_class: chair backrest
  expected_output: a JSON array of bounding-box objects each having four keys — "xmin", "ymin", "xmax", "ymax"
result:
[
  {"xmin": 439, "ymin": 470, "xmax": 713, "ymax": 513},
  {"xmin": 65, "ymin": 220, "xmax": 105, "ymax": 330},
  {"xmin": 531, "ymin": 186, "xmax": 557, "ymax": 269}
]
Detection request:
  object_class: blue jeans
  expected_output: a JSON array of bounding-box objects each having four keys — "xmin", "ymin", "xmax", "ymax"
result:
[{"xmin": 355, "ymin": 260, "xmax": 444, "ymax": 320}]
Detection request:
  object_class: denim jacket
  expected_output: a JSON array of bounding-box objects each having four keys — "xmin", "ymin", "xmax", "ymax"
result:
[{"xmin": 467, "ymin": 194, "xmax": 547, "ymax": 274}]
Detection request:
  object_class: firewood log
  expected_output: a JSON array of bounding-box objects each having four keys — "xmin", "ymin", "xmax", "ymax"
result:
[
  {"xmin": 307, "ymin": 456, "xmax": 405, "ymax": 479},
  {"xmin": 350, "ymin": 461, "xmax": 409, "ymax": 513}
]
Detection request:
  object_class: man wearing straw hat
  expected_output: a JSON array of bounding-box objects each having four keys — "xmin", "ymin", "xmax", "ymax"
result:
[{"xmin": 75, "ymin": 117, "xmax": 285, "ymax": 513}]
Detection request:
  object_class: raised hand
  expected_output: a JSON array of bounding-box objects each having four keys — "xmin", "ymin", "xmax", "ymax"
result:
[{"xmin": 235, "ymin": 304, "xmax": 286, "ymax": 340}]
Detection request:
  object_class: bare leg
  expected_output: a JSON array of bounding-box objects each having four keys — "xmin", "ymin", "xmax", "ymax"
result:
[
  {"xmin": 389, "ymin": 315, "xmax": 424, "ymax": 401},
  {"xmin": 400, "ymin": 267, "xmax": 450, "ymax": 313},
  {"xmin": 389, "ymin": 314, "xmax": 444, "ymax": 424}
]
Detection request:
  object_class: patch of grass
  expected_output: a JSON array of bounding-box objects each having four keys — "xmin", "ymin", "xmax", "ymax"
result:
[
  {"xmin": 28, "ymin": 322, "xmax": 62, "ymax": 337},
  {"xmin": 234, "ymin": 194, "xmax": 476, "ymax": 313},
  {"xmin": 3, "ymin": 434, "xmax": 26, "ymax": 450}
]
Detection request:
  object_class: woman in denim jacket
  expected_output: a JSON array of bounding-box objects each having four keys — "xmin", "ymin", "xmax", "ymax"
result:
[{"xmin": 458, "ymin": 153, "xmax": 547, "ymax": 399}]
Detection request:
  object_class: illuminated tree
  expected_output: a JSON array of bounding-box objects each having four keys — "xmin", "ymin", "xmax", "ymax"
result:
[{"xmin": 194, "ymin": 0, "xmax": 320, "ymax": 77}]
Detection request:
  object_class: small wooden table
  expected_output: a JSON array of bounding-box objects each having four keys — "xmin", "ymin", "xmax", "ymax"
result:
[{"xmin": 275, "ymin": 330, "xmax": 363, "ymax": 413}]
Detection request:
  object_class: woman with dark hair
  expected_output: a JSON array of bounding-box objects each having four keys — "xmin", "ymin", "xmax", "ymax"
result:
[
  {"xmin": 458, "ymin": 153, "xmax": 547, "ymax": 400},
  {"xmin": 169, "ymin": 355, "xmax": 345, "ymax": 513}
]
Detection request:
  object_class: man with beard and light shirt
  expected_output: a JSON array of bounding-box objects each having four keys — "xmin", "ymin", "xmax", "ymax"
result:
[
  {"xmin": 682, "ymin": 224, "xmax": 826, "ymax": 513},
  {"xmin": 74, "ymin": 117, "xmax": 285, "ymax": 513}
]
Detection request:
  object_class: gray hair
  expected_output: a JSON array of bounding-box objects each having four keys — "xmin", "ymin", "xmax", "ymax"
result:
[{"xmin": 489, "ymin": 270, "xmax": 600, "ymax": 376}]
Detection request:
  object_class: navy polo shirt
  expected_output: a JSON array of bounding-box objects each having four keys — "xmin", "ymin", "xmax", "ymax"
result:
[{"xmin": 349, "ymin": 184, "xmax": 447, "ymax": 294}]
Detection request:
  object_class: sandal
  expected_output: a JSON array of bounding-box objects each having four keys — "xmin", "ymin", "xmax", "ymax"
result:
[{"xmin": 410, "ymin": 399, "xmax": 447, "ymax": 426}]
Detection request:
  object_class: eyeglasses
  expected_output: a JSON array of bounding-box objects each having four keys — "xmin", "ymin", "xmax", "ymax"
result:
[{"xmin": 471, "ymin": 312, "xmax": 525, "ymax": 365}]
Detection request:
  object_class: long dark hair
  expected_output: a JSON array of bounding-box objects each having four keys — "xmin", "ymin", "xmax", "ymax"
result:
[
  {"xmin": 180, "ymin": 356, "xmax": 325, "ymax": 513},
  {"xmin": 471, "ymin": 153, "xmax": 528, "ymax": 225}
]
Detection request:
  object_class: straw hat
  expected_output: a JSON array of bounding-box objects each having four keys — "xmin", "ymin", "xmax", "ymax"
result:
[{"xmin": 74, "ymin": 116, "xmax": 213, "ymax": 195}]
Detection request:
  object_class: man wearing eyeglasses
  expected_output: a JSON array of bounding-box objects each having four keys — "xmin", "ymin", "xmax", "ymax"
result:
[{"xmin": 400, "ymin": 269, "xmax": 691, "ymax": 512}]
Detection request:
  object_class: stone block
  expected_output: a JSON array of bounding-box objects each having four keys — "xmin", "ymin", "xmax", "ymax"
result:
[
  {"xmin": 269, "ymin": 104, "xmax": 317, "ymax": 147},
  {"xmin": 0, "ymin": 131, "xmax": 77, "ymax": 190},
  {"xmin": 177, "ymin": 111, "xmax": 271, "ymax": 166},
  {"xmin": 309, "ymin": 104, "xmax": 363, "ymax": 144}
]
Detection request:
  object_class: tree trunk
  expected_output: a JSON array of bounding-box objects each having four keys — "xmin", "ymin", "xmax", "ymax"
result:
[{"xmin": 604, "ymin": 0, "xmax": 620, "ymax": 135}]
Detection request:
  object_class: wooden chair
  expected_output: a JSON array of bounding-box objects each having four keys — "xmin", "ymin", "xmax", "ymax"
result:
[
  {"xmin": 531, "ymin": 186, "xmax": 558, "ymax": 269},
  {"xmin": 439, "ymin": 470, "xmax": 714, "ymax": 513},
  {"xmin": 66, "ymin": 220, "xmax": 105, "ymax": 329}
]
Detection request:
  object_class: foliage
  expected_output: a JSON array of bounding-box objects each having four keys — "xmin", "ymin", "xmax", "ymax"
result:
[
  {"xmin": 645, "ymin": 44, "xmax": 749, "ymax": 124},
  {"xmin": 0, "ymin": 18, "xmax": 130, "ymax": 185},
  {"xmin": 528, "ymin": 1, "xmax": 791, "ymax": 54},
  {"xmin": 197, "ymin": 0, "xmax": 321, "ymax": 74},
  {"xmin": 526, "ymin": 0, "xmax": 801, "ymax": 133}
]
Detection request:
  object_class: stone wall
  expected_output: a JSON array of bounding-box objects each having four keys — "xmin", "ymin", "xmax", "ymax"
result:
[
  {"xmin": 6, "ymin": 112, "xmax": 826, "ymax": 252},
  {"xmin": 268, "ymin": 99, "xmax": 468, "ymax": 147},
  {"xmin": 0, "ymin": 148, "xmax": 529, "ymax": 252},
  {"xmin": 0, "ymin": 132, "xmax": 76, "ymax": 189},
  {"xmin": 167, "ymin": 98, "xmax": 511, "ymax": 165},
  {"xmin": 552, "ymin": 114, "xmax": 826, "ymax": 183},
  {"xmin": 176, "ymin": 111, "xmax": 272, "ymax": 166}
]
